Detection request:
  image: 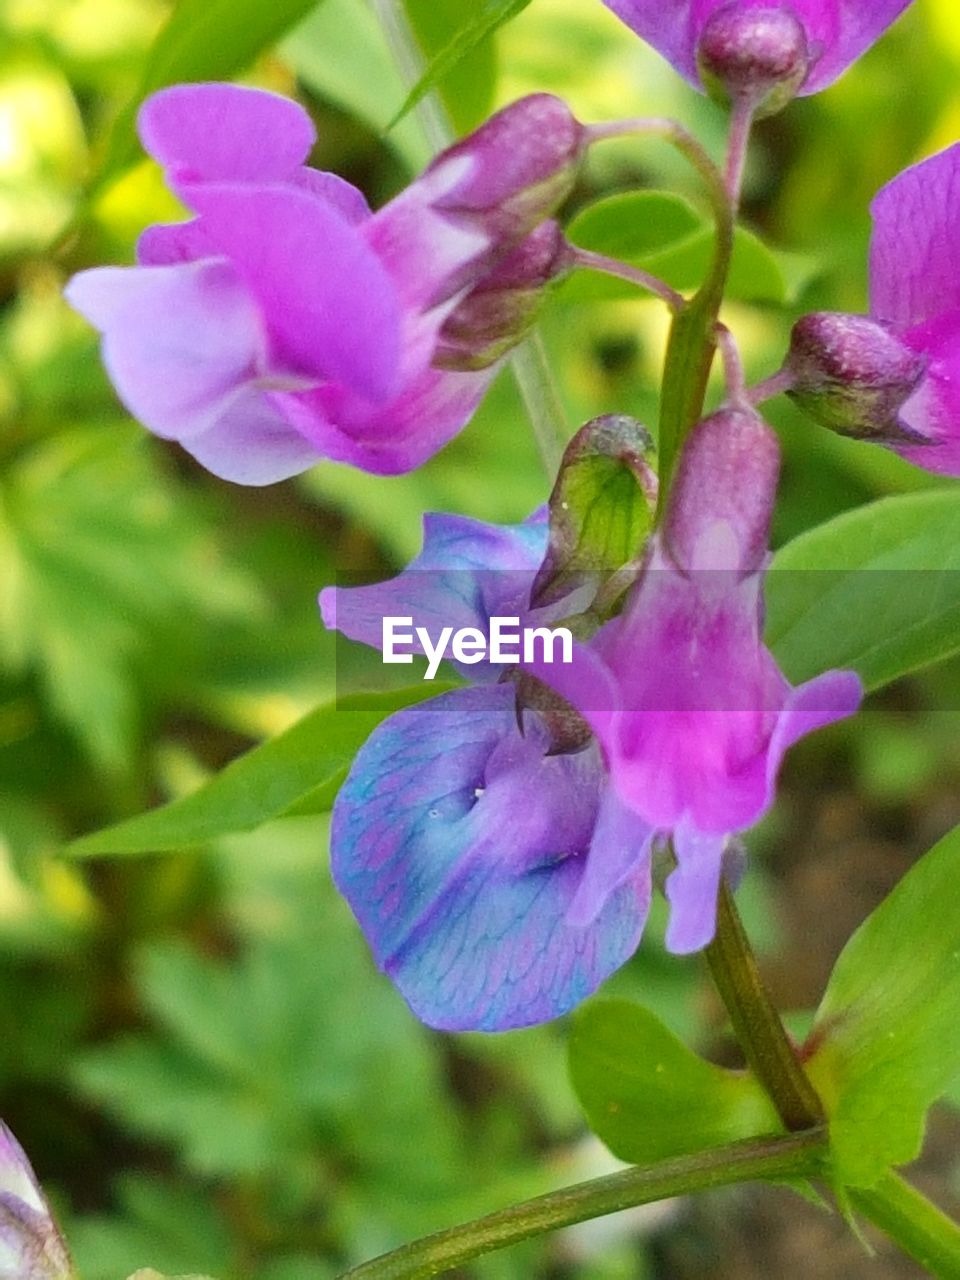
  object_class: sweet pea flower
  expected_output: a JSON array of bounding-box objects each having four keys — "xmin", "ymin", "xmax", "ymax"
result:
[
  {"xmin": 524, "ymin": 408, "xmax": 862, "ymax": 953},
  {"xmin": 0, "ymin": 1122, "xmax": 72, "ymax": 1280},
  {"xmin": 66, "ymin": 84, "xmax": 583, "ymax": 484},
  {"xmin": 321, "ymin": 512, "xmax": 653, "ymax": 1031},
  {"xmin": 601, "ymin": 1, "xmax": 912, "ymax": 106},
  {"xmin": 785, "ymin": 142, "xmax": 960, "ymax": 474}
]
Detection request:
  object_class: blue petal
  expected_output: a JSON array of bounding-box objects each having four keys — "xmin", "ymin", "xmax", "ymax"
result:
[
  {"xmin": 331, "ymin": 685, "xmax": 648, "ymax": 1030},
  {"xmin": 320, "ymin": 511, "xmax": 548, "ymax": 674}
]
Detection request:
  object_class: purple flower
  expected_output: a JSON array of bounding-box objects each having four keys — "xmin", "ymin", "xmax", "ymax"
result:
[
  {"xmin": 784, "ymin": 143, "xmax": 960, "ymax": 473},
  {"xmin": 601, "ymin": 1, "xmax": 912, "ymax": 100},
  {"xmin": 322, "ymin": 513, "xmax": 653, "ymax": 1031},
  {"xmin": 0, "ymin": 1122, "xmax": 72, "ymax": 1279},
  {"xmin": 867, "ymin": 142, "xmax": 960, "ymax": 474},
  {"xmin": 65, "ymin": 84, "xmax": 582, "ymax": 485},
  {"xmin": 524, "ymin": 409, "xmax": 861, "ymax": 954}
]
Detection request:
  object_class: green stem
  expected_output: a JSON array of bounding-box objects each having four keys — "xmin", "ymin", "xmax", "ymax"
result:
[
  {"xmin": 853, "ymin": 1173, "xmax": 960, "ymax": 1279},
  {"xmin": 372, "ymin": 0, "xmax": 568, "ymax": 478},
  {"xmin": 338, "ymin": 1131, "xmax": 827, "ymax": 1279},
  {"xmin": 588, "ymin": 119, "xmax": 734, "ymax": 511},
  {"xmin": 706, "ymin": 881, "xmax": 825, "ymax": 1132}
]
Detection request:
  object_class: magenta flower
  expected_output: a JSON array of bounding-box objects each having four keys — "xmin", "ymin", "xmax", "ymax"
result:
[
  {"xmin": 784, "ymin": 142, "xmax": 960, "ymax": 473},
  {"xmin": 65, "ymin": 84, "xmax": 582, "ymax": 485},
  {"xmin": 322, "ymin": 513, "xmax": 652, "ymax": 1031},
  {"xmin": 524, "ymin": 409, "xmax": 861, "ymax": 953},
  {"xmin": 0, "ymin": 1122, "xmax": 72, "ymax": 1279},
  {"xmin": 601, "ymin": 1, "xmax": 912, "ymax": 100}
]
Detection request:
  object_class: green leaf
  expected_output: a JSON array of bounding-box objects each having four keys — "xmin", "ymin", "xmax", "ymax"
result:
[
  {"xmin": 403, "ymin": 0, "xmax": 497, "ymax": 134},
  {"xmin": 92, "ymin": 0, "xmax": 325, "ymax": 194},
  {"xmin": 389, "ymin": 0, "xmax": 533, "ymax": 129},
  {"xmin": 65, "ymin": 686, "xmax": 446, "ymax": 857},
  {"xmin": 564, "ymin": 190, "xmax": 788, "ymax": 305},
  {"xmin": 531, "ymin": 414, "xmax": 656, "ymax": 609},
  {"xmin": 569, "ymin": 999, "xmax": 781, "ymax": 1164},
  {"xmin": 765, "ymin": 489, "xmax": 960, "ymax": 689},
  {"xmin": 0, "ymin": 426, "xmax": 261, "ymax": 771},
  {"xmin": 805, "ymin": 822, "xmax": 960, "ymax": 1187}
]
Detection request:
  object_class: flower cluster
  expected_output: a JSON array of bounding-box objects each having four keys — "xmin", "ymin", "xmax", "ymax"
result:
[{"xmin": 66, "ymin": 0, "xmax": 941, "ymax": 1035}]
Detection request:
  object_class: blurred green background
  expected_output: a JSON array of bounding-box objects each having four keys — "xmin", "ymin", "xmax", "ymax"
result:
[{"xmin": 2, "ymin": 0, "xmax": 960, "ymax": 1275}]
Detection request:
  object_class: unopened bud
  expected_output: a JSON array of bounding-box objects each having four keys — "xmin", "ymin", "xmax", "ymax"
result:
[
  {"xmin": 664, "ymin": 408, "xmax": 780, "ymax": 574},
  {"xmin": 785, "ymin": 312, "xmax": 928, "ymax": 443},
  {"xmin": 434, "ymin": 223, "xmax": 574, "ymax": 371},
  {"xmin": 428, "ymin": 94, "xmax": 585, "ymax": 244},
  {"xmin": 697, "ymin": 4, "xmax": 810, "ymax": 117}
]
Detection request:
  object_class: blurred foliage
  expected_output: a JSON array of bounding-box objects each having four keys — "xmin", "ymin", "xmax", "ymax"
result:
[{"xmin": 1, "ymin": 0, "xmax": 959, "ymax": 1277}]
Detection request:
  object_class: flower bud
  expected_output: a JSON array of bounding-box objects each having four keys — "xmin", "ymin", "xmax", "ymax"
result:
[
  {"xmin": 697, "ymin": 4, "xmax": 810, "ymax": 117},
  {"xmin": 785, "ymin": 312, "xmax": 928, "ymax": 443},
  {"xmin": 427, "ymin": 95, "xmax": 585, "ymax": 245},
  {"xmin": 433, "ymin": 223, "xmax": 574, "ymax": 371},
  {"xmin": 663, "ymin": 408, "xmax": 780, "ymax": 574}
]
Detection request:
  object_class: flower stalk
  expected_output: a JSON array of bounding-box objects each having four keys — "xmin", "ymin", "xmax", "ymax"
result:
[{"xmin": 338, "ymin": 1131, "xmax": 828, "ymax": 1279}]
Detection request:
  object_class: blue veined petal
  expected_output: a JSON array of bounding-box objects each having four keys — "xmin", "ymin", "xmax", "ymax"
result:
[{"xmin": 331, "ymin": 684, "xmax": 651, "ymax": 1030}]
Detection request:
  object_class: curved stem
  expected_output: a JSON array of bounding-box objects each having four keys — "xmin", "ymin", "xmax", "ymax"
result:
[
  {"xmin": 338, "ymin": 1131, "xmax": 827, "ymax": 1279},
  {"xmin": 853, "ymin": 1173, "xmax": 960, "ymax": 1278},
  {"xmin": 571, "ymin": 247, "xmax": 685, "ymax": 309},
  {"xmin": 706, "ymin": 881, "xmax": 825, "ymax": 1131},
  {"xmin": 586, "ymin": 118, "xmax": 730, "ymax": 237}
]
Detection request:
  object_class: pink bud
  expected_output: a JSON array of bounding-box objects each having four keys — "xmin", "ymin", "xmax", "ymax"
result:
[
  {"xmin": 662, "ymin": 408, "xmax": 781, "ymax": 574},
  {"xmin": 697, "ymin": 4, "xmax": 810, "ymax": 116}
]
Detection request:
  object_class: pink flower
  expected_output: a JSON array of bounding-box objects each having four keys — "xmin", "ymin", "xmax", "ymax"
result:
[
  {"xmin": 66, "ymin": 84, "xmax": 582, "ymax": 484},
  {"xmin": 785, "ymin": 143, "xmax": 960, "ymax": 474},
  {"xmin": 525, "ymin": 408, "xmax": 861, "ymax": 952}
]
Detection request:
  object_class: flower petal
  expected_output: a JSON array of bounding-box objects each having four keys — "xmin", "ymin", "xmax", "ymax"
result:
[
  {"xmin": 765, "ymin": 668, "xmax": 863, "ymax": 788},
  {"xmin": 184, "ymin": 183, "xmax": 403, "ymax": 401},
  {"xmin": 184, "ymin": 386, "xmax": 323, "ymax": 484},
  {"xmin": 664, "ymin": 820, "xmax": 726, "ymax": 954},
  {"xmin": 566, "ymin": 785, "xmax": 654, "ymax": 928},
  {"xmin": 331, "ymin": 686, "xmax": 647, "ymax": 1030},
  {"xmin": 280, "ymin": 362, "xmax": 496, "ymax": 475},
  {"xmin": 320, "ymin": 511, "xmax": 548, "ymax": 658},
  {"xmin": 870, "ymin": 142, "xmax": 960, "ymax": 329},
  {"xmin": 138, "ymin": 82, "xmax": 315, "ymax": 185},
  {"xmin": 65, "ymin": 260, "xmax": 265, "ymax": 441}
]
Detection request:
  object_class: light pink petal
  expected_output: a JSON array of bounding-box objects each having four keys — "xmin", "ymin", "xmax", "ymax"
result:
[
  {"xmin": 870, "ymin": 142, "xmax": 960, "ymax": 329},
  {"xmin": 65, "ymin": 260, "xmax": 264, "ymax": 441},
  {"xmin": 185, "ymin": 387, "xmax": 323, "ymax": 484},
  {"xmin": 185, "ymin": 182, "xmax": 402, "ymax": 401},
  {"xmin": 364, "ymin": 159, "xmax": 491, "ymax": 310},
  {"xmin": 664, "ymin": 821, "xmax": 726, "ymax": 954},
  {"xmin": 279, "ymin": 362, "xmax": 496, "ymax": 474},
  {"xmin": 138, "ymin": 82, "xmax": 315, "ymax": 185}
]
